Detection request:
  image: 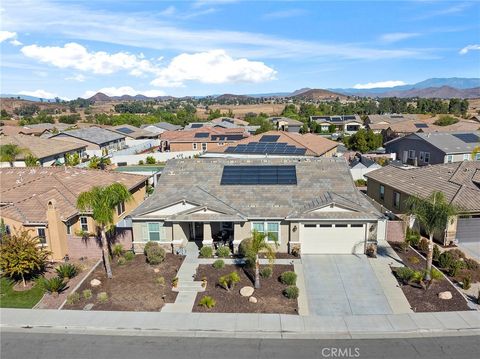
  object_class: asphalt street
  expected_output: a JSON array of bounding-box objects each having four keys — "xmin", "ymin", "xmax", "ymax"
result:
[{"xmin": 1, "ymin": 331, "xmax": 479, "ymax": 359}]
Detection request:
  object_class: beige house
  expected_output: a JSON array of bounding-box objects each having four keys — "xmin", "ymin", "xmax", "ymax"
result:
[{"xmin": 0, "ymin": 167, "xmax": 147, "ymax": 260}]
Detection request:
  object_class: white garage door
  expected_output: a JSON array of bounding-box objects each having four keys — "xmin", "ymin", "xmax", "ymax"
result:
[{"xmin": 300, "ymin": 223, "xmax": 366, "ymax": 254}]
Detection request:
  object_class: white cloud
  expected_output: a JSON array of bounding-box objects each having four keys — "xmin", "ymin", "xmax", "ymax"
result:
[
  {"xmin": 193, "ymin": 0, "xmax": 237, "ymax": 8},
  {"xmin": 21, "ymin": 42, "xmax": 158, "ymax": 75},
  {"xmin": 150, "ymin": 50, "xmax": 277, "ymax": 87},
  {"xmin": 263, "ymin": 9, "xmax": 306, "ymax": 20},
  {"xmin": 459, "ymin": 44, "xmax": 480, "ymax": 55},
  {"xmin": 0, "ymin": 30, "xmax": 17, "ymax": 43},
  {"xmin": 82, "ymin": 86, "xmax": 166, "ymax": 98},
  {"xmin": 379, "ymin": 32, "xmax": 421, "ymax": 43},
  {"xmin": 65, "ymin": 74, "xmax": 86, "ymax": 82},
  {"xmin": 19, "ymin": 89, "xmax": 59, "ymax": 99},
  {"xmin": 353, "ymin": 81, "xmax": 407, "ymax": 89}
]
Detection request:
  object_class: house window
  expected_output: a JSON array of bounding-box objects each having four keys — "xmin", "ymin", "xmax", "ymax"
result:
[
  {"xmin": 319, "ymin": 224, "xmax": 332, "ymax": 228},
  {"xmin": 192, "ymin": 143, "xmax": 198, "ymax": 150},
  {"xmin": 37, "ymin": 228, "xmax": 46, "ymax": 244},
  {"xmin": 335, "ymin": 224, "xmax": 348, "ymax": 228},
  {"xmin": 408, "ymin": 150, "xmax": 415, "ymax": 159},
  {"xmin": 117, "ymin": 201, "xmax": 125, "ymax": 216},
  {"xmin": 476, "ymin": 153, "xmax": 480, "ymax": 161},
  {"xmin": 380, "ymin": 185, "xmax": 385, "ymax": 200},
  {"xmin": 148, "ymin": 223, "xmax": 161, "ymax": 241},
  {"xmin": 393, "ymin": 192, "xmax": 401, "ymax": 209},
  {"xmin": 446, "ymin": 155, "xmax": 453, "ymax": 163},
  {"xmin": 424, "ymin": 152, "xmax": 430, "ymax": 163},
  {"xmin": 463, "ymin": 154, "xmax": 470, "ymax": 161},
  {"xmin": 351, "ymin": 224, "xmax": 364, "ymax": 228},
  {"xmin": 202, "ymin": 143, "xmax": 207, "ymax": 151},
  {"xmin": 80, "ymin": 216, "xmax": 88, "ymax": 232},
  {"xmin": 252, "ymin": 221, "xmax": 280, "ymax": 243},
  {"xmin": 304, "ymin": 224, "xmax": 317, "ymax": 228}
]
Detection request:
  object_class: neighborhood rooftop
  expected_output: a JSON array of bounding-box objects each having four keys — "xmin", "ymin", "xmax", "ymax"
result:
[
  {"xmin": 51, "ymin": 127, "xmax": 126, "ymax": 145},
  {"xmin": 141, "ymin": 122, "xmax": 182, "ymax": 131}
]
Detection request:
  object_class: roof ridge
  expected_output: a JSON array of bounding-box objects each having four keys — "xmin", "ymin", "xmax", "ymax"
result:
[{"xmin": 195, "ymin": 185, "xmax": 247, "ymax": 218}]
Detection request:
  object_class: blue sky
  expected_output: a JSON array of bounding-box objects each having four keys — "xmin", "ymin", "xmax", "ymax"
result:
[{"xmin": 1, "ymin": 0, "xmax": 479, "ymax": 99}]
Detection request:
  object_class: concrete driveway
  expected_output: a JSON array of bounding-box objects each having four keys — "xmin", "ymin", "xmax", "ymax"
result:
[
  {"xmin": 302, "ymin": 255, "xmax": 393, "ymax": 316},
  {"xmin": 458, "ymin": 241, "xmax": 480, "ymax": 261}
]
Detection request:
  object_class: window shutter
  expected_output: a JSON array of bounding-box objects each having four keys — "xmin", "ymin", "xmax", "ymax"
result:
[{"xmin": 142, "ymin": 223, "xmax": 148, "ymax": 241}]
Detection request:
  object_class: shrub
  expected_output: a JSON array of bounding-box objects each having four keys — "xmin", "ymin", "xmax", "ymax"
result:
[
  {"xmin": 433, "ymin": 115, "xmax": 459, "ymax": 127},
  {"xmin": 199, "ymin": 246, "xmax": 213, "ymax": 258},
  {"xmin": 66, "ymin": 292, "xmax": 80, "ymax": 305},
  {"xmin": 433, "ymin": 245, "xmax": 441, "ymax": 262},
  {"xmin": 144, "ymin": 242, "xmax": 166, "ymax": 265},
  {"xmin": 406, "ymin": 230, "xmax": 420, "ymax": 247},
  {"xmin": 138, "ymin": 160, "xmax": 144, "ymax": 165},
  {"xmin": 97, "ymin": 292, "xmax": 109, "ymax": 303},
  {"xmin": 462, "ymin": 276, "xmax": 471, "ymax": 290},
  {"xmin": 82, "ymin": 289, "xmax": 92, "ymax": 299},
  {"xmin": 283, "ymin": 286, "xmax": 299, "ymax": 299},
  {"xmin": 112, "ymin": 243, "xmax": 124, "ymax": 257},
  {"xmin": 408, "ymin": 256, "xmax": 420, "ymax": 265},
  {"xmin": 418, "ymin": 238, "xmax": 429, "ymax": 253},
  {"xmin": 42, "ymin": 277, "xmax": 67, "ymax": 295},
  {"xmin": 218, "ymin": 272, "xmax": 240, "ymax": 291},
  {"xmin": 145, "ymin": 156, "xmax": 156, "ymax": 165},
  {"xmin": 395, "ymin": 267, "xmax": 415, "ymax": 284},
  {"xmin": 399, "ymin": 241, "xmax": 410, "ymax": 253},
  {"xmin": 291, "ymin": 245, "xmax": 301, "ymax": 257},
  {"xmin": 238, "ymin": 238, "xmax": 252, "ymax": 257},
  {"xmin": 55, "ymin": 263, "xmax": 79, "ymax": 279},
  {"xmin": 216, "ymin": 245, "xmax": 231, "ymax": 258},
  {"xmin": 212, "ymin": 259, "xmax": 225, "ymax": 269},
  {"xmin": 464, "ymin": 258, "xmax": 479, "ymax": 271},
  {"xmin": 155, "ymin": 276, "xmax": 165, "ymax": 286},
  {"xmin": 260, "ymin": 266, "xmax": 273, "ymax": 279},
  {"xmin": 117, "ymin": 257, "xmax": 126, "ymax": 266},
  {"xmin": 199, "ymin": 295, "xmax": 216, "ymax": 309},
  {"xmin": 411, "ymin": 270, "xmax": 424, "ymax": 283},
  {"xmin": 449, "ymin": 260, "xmax": 465, "ymax": 277},
  {"xmin": 123, "ymin": 251, "xmax": 135, "ymax": 261},
  {"xmin": 438, "ymin": 251, "xmax": 454, "ymax": 269},
  {"xmin": 430, "ymin": 268, "xmax": 444, "ymax": 281},
  {"xmin": 280, "ymin": 271, "xmax": 297, "ymax": 285},
  {"xmin": 449, "ymin": 249, "xmax": 466, "ymax": 260}
]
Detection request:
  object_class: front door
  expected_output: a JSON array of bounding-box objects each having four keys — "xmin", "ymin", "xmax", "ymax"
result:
[{"xmin": 194, "ymin": 222, "xmax": 204, "ymax": 241}]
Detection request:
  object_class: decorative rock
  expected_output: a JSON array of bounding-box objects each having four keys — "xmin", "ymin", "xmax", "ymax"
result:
[
  {"xmin": 90, "ymin": 279, "xmax": 101, "ymax": 287},
  {"xmin": 240, "ymin": 286, "xmax": 254, "ymax": 297},
  {"xmin": 438, "ymin": 291, "xmax": 452, "ymax": 300},
  {"xmin": 154, "ymin": 268, "xmax": 160, "ymax": 273},
  {"xmin": 83, "ymin": 303, "xmax": 94, "ymax": 311},
  {"xmin": 249, "ymin": 296, "xmax": 258, "ymax": 304}
]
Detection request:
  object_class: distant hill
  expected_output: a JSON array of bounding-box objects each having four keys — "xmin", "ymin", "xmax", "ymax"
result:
[
  {"xmin": 291, "ymin": 88, "xmax": 348, "ymax": 101},
  {"xmin": 379, "ymin": 86, "xmax": 480, "ymax": 99},
  {"xmin": 86, "ymin": 92, "xmax": 174, "ymax": 102},
  {"xmin": 0, "ymin": 94, "xmax": 59, "ymax": 102},
  {"xmin": 215, "ymin": 93, "xmax": 251, "ymax": 101}
]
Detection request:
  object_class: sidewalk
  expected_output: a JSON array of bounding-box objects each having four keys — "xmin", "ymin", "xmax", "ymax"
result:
[{"xmin": 1, "ymin": 308, "xmax": 479, "ymax": 339}]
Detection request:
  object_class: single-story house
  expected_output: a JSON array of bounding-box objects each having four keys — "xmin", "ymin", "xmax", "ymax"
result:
[
  {"xmin": 107, "ymin": 124, "xmax": 158, "ymax": 142},
  {"xmin": 349, "ymin": 153, "xmax": 382, "ymax": 181},
  {"xmin": 140, "ymin": 122, "xmax": 182, "ymax": 135},
  {"xmin": 0, "ymin": 167, "xmax": 148, "ymax": 260},
  {"xmin": 50, "ymin": 127, "xmax": 126, "ymax": 157},
  {"xmin": 211, "ymin": 117, "xmax": 249, "ymax": 127},
  {"xmin": 206, "ymin": 131, "xmax": 338, "ymax": 158},
  {"xmin": 268, "ymin": 117, "xmax": 303, "ymax": 133},
  {"xmin": 365, "ymin": 161, "xmax": 480, "ymax": 245},
  {"xmin": 311, "ymin": 115, "xmax": 364, "ymax": 134},
  {"xmin": 385, "ymin": 131, "xmax": 480, "ymax": 166},
  {"xmin": 129, "ymin": 157, "xmax": 386, "ymax": 255},
  {"xmin": 365, "ymin": 114, "xmax": 419, "ymax": 134},
  {"xmin": 0, "ymin": 134, "xmax": 86, "ymax": 167}
]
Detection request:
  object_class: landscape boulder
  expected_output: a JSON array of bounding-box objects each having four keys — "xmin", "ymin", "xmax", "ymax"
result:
[
  {"xmin": 240, "ymin": 286, "xmax": 254, "ymax": 297},
  {"xmin": 438, "ymin": 291, "xmax": 452, "ymax": 300},
  {"xmin": 249, "ymin": 296, "xmax": 258, "ymax": 304},
  {"xmin": 90, "ymin": 279, "xmax": 101, "ymax": 287}
]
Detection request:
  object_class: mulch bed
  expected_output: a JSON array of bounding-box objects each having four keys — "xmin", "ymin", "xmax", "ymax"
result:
[
  {"xmin": 389, "ymin": 242, "xmax": 471, "ymax": 312},
  {"xmin": 63, "ymin": 254, "xmax": 184, "ymax": 311},
  {"xmin": 193, "ymin": 264, "xmax": 298, "ymax": 314}
]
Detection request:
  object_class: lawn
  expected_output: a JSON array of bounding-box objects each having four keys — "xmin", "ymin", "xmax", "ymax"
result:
[{"xmin": 0, "ymin": 277, "xmax": 45, "ymax": 308}]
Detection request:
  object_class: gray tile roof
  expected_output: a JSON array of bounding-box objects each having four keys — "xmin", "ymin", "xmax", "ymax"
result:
[
  {"xmin": 131, "ymin": 157, "xmax": 383, "ymax": 221},
  {"xmin": 148, "ymin": 122, "xmax": 182, "ymax": 131},
  {"xmin": 53, "ymin": 127, "xmax": 125, "ymax": 146},
  {"xmin": 414, "ymin": 132, "xmax": 480, "ymax": 154}
]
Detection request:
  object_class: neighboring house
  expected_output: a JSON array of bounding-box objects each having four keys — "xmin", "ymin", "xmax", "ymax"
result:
[
  {"xmin": 183, "ymin": 122, "xmax": 213, "ymax": 130},
  {"xmin": 349, "ymin": 153, "xmax": 382, "ymax": 181},
  {"xmin": 106, "ymin": 124, "xmax": 158, "ymax": 145},
  {"xmin": 159, "ymin": 127, "xmax": 249, "ymax": 152},
  {"xmin": 0, "ymin": 134, "xmax": 86, "ymax": 167},
  {"xmin": 365, "ymin": 114, "xmax": 419, "ymax": 134},
  {"xmin": 385, "ymin": 132, "xmax": 480, "ymax": 166},
  {"xmin": 129, "ymin": 157, "xmax": 386, "ymax": 255},
  {"xmin": 0, "ymin": 125, "xmax": 48, "ymax": 137},
  {"xmin": 365, "ymin": 161, "xmax": 480, "ymax": 246},
  {"xmin": 0, "ymin": 167, "xmax": 148, "ymax": 260},
  {"xmin": 24, "ymin": 123, "xmax": 74, "ymax": 133},
  {"xmin": 268, "ymin": 117, "xmax": 303, "ymax": 133},
  {"xmin": 140, "ymin": 122, "xmax": 182, "ymax": 135},
  {"xmin": 206, "ymin": 131, "xmax": 338, "ymax": 158},
  {"xmin": 311, "ymin": 115, "xmax": 364, "ymax": 134},
  {"xmin": 211, "ymin": 117, "xmax": 249, "ymax": 127},
  {"xmin": 50, "ymin": 127, "xmax": 126, "ymax": 157}
]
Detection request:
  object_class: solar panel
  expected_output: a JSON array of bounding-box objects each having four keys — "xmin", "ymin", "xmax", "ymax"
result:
[
  {"xmin": 343, "ymin": 115, "xmax": 356, "ymax": 120},
  {"xmin": 391, "ymin": 115, "xmax": 404, "ymax": 119},
  {"xmin": 191, "ymin": 124, "xmax": 203, "ymax": 128},
  {"xmin": 116, "ymin": 127, "xmax": 134, "ymax": 134},
  {"xmin": 221, "ymin": 165, "xmax": 297, "ymax": 185},
  {"xmin": 414, "ymin": 123, "xmax": 429, "ymax": 129},
  {"xmin": 194, "ymin": 132, "xmax": 209, "ymax": 138},
  {"xmin": 259, "ymin": 135, "xmax": 280, "ymax": 142},
  {"xmin": 453, "ymin": 133, "xmax": 480, "ymax": 143}
]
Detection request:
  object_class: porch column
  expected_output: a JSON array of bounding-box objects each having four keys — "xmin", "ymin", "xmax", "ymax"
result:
[{"xmin": 203, "ymin": 222, "xmax": 214, "ymax": 247}]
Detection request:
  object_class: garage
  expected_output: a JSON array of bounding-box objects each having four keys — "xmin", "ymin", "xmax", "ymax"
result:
[
  {"xmin": 456, "ymin": 217, "xmax": 480, "ymax": 243},
  {"xmin": 300, "ymin": 223, "xmax": 366, "ymax": 254}
]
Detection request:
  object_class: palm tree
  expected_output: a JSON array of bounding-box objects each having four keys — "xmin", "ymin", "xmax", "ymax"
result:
[
  {"xmin": 0, "ymin": 144, "xmax": 24, "ymax": 167},
  {"xmin": 88, "ymin": 155, "xmax": 111, "ymax": 170},
  {"xmin": 76, "ymin": 183, "xmax": 132, "ymax": 278},
  {"xmin": 406, "ymin": 191, "xmax": 457, "ymax": 282},
  {"xmin": 242, "ymin": 229, "xmax": 277, "ymax": 289}
]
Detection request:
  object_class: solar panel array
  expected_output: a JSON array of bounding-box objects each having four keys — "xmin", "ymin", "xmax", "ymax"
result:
[
  {"xmin": 211, "ymin": 134, "xmax": 245, "ymax": 141},
  {"xmin": 194, "ymin": 132, "xmax": 209, "ymax": 138},
  {"xmin": 414, "ymin": 123, "xmax": 429, "ymax": 128},
  {"xmin": 259, "ymin": 135, "xmax": 280, "ymax": 142},
  {"xmin": 453, "ymin": 133, "xmax": 480, "ymax": 143},
  {"xmin": 221, "ymin": 165, "xmax": 297, "ymax": 185},
  {"xmin": 224, "ymin": 142, "xmax": 307, "ymax": 155},
  {"xmin": 191, "ymin": 124, "xmax": 203, "ymax": 128},
  {"xmin": 116, "ymin": 127, "xmax": 134, "ymax": 134}
]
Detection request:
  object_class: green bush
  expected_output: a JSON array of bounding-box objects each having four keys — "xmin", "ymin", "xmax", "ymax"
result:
[
  {"xmin": 123, "ymin": 251, "xmax": 135, "ymax": 261},
  {"xmin": 462, "ymin": 276, "xmax": 472, "ymax": 290},
  {"xmin": 438, "ymin": 251, "xmax": 454, "ymax": 269},
  {"xmin": 411, "ymin": 270, "xmax": 424, "ymax": 283},
  {"xmin": 280, "ymin": 271, "xmax": 297, "ymax": 285},
  {"xmin": 418, "ymin": 238, "xmax": 429, "ymax": 253},
  {"xmin": 449, "ymin": 249, "xmax": 466, "ymax": 260},
  {"xmin": 395, "ymin": 267, "xmax": 415, "ymax": 284},
  {"xmin": 155, "ymin": 276, "xmax": 165, "ymax": 286},
  {"xmin": 42, "ymin": 277, "xmax": 67, "ymax": 294},
  {"xmin": 408, "ymin": 256, "xmax": 420, "ymax": 265},
  {"xmin": 199, "ymin": 246, "xmax": 213, "ymax": 258},
  {"xmin": 260, "ymin": 266, "xmax": 273, "ymax": 279},
  {"xmin": 55, "ymin": 263, "xmax": 79, "ymax": 279},
  {"xmin": 112, "ymin": 243, "xmax": 124, "ymax": 257},
  {"xmin": 464, "ymin": 258, "xmax": 479, "ymax": 271},
  {"xmin": 283, "ymin": 286, "xmax": 299, "ymax": 299},
  {"xmin": 430, "ymin": 268, "xmax": 444, "ymax": 281},
  {"xmin": 218, "ymin": 272, "xmax": 240, "ymax": 291},
  {"xmin": 433, "ymin": 115, "xmax": 459, "ymax": 126},
  {"xmin": 66, "ymin": 292, "xmax": 80, "ymax": 305},
  {"xmin": 97, "ymin": 292, "xmax": 109, "ymax": 303},
  {"xmin": 216, "ymin": 245, "xmax": 231, "ymax": 258},
  {"xmin": 117, "ymin": 257, "xmax": 126, "ymax": 266},
  {"xmin": 199, "ymin": 295, "xmax": 216, "ymax": 308},
  {"xmin": 433, "ymin": 245, "xmax": 441, "ymax": 262},
  {"xmin": 449, "ymin": 260, "xmax": 465, "ymax": 277},
  {"xmin": 82, "ymin": 289, "xmax": 92, "ymax": 299},
  {"xmin": 212, "ymin": 259, "xmax": 225, "ymax": 269},
  {"xmin": 144, "ymin": 242, "xmax": 166, "ymax": 265},
  {"xmin": 145, "ymin": 156, "xmax": 156, "ymax": 165},
  {"xmin": 399, "ymin": 241, "xmax": 410, "ymax": 253},
  {"xmin": 406, "ymin": 229, "xmax": 420, "ymax": 247},
  {"xmin": 238, "ymin": 238, "xmax": 252, "ymax": 257}
]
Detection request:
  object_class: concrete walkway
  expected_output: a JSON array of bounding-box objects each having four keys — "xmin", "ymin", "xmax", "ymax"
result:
[{"xmin": 1, "ymin": 308, "xmax": 478, "ymax": 339}]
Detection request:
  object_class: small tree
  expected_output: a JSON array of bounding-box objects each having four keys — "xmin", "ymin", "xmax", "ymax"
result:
[
  {"xmin": 145, "ymin": 156, "xmax": 156, "ymax": 165},
  {"xmin": 241, "ymin": 230, "xmax": 277, "ymax": 289},
  {"xmin": 406, "ymin": 191, "xmax": 457, "ymax": 283},
  {"xmin": 88, "ymin": 156, "xmax": 111, "ymax": 170},
  {"xmin": 0, "ymin": 230, "xmax": 50, "ymax": 286},
  {"xmin": 0, "ymin": 144, "xmax": 24, "ymax": 167},
  {"xmin": 65, "ymin": 152, "xmax": 81, "ymax": 166},
  {"xmin": 24, "ymin": 154, "xmax": 39, "ymax": 167}
]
